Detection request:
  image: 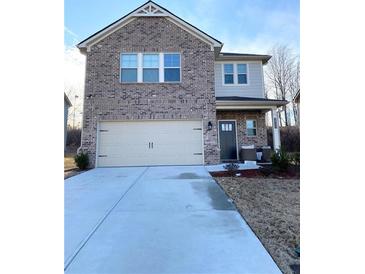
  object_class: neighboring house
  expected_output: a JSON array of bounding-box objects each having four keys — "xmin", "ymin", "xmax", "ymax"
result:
[
  {"xmin": 64, "ymin": 93, "xmax": 72, "ymax": 151},
  {"xmin": 293, "ymin": 89, "xmax": 300, "ymax": 126},
  {"xmin": 77, "ymin": 1, "xmax": 287, "ymax": 167}
]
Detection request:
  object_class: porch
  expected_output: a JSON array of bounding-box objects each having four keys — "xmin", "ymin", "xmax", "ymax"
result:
[{"xmin": 215, "ymin": 96, "xmax": 287, "ymax": 162}]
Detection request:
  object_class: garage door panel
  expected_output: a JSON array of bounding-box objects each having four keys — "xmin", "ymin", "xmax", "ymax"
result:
[
  {"xmin": 99, "ymin": 147, "xmax": 148, "ymax": 157},
  {"xmin": 97, "ymin": 121, "xmax": 203, "ymax": 167}
]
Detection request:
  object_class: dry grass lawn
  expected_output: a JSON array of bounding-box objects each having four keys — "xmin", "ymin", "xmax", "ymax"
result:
[
  {"xmin": 215, "ymin": 177, "xmax": 300, "ymax": 274},
  {"xmin": 64, "ymin": 152, "xmax": 76, "ymax": 170}
]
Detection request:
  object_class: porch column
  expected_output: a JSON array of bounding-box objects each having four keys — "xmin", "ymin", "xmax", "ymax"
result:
[{"xmin": 271, "ymin": 107, "xmax": 281, "ymax": 151}]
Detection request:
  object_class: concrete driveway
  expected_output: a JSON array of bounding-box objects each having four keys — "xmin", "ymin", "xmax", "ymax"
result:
[{"xmin": 65, "ymin": 166, "xmax": 281, "ymax": 274}]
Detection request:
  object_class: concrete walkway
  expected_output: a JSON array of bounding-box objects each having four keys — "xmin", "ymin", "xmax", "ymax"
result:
[{"xmin": 65, "ymin": 166, "xmax": 281, "ymax": 274}]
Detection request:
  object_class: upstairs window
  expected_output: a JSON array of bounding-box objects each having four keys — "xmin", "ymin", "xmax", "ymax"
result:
[
  {"xmin": 164, "ymin": 54, "xmax": 180, "ymax": 82},
  {"xmin": 120, "ymin": 52, "xmax": 181, "ymax": 83},
  {"xmin": 246, "ymin": 119, "xmax": 257, "ymax": 136},
  {"xmin": 222, "ymin": 63, "xmax": 249, "ymax": 85},
  {"xmin": 120, "ymin": 54, "xmax": 137, "ymax": 82},
  {"xmin": 237, "ymin": 64, "xmax": 248, "ymax": 84},
  {"xmin": 143, "ymin": 54, "xmax": 159, "ymax": 82},
  {"xmin": 223, "ymin": 64, "xmax": 234, "ymax": 84}
]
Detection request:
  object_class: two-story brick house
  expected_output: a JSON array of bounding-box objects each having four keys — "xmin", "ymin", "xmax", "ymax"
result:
[{"xmin": 77, "ymin": 1, "xmax": 286, "ymax": 168}]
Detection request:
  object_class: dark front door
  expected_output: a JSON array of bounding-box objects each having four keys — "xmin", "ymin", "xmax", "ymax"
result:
[{"xmin": 219, "ymin": 121, "xmax": 237, "ymax": 160}]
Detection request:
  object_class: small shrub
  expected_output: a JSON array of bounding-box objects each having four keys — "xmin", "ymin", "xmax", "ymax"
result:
[
  {"xmin": 223, "ymin": 162, "xmax": 240, "ymax": 172},
  {"xmin": 271, "ymin": 150, "xmax": 289, "ymax": 171},
  {"xmin": 74, "ymin": 152, "xmax": 89, "ymax": 170},
  {"xmin": 223, "ymin": 162, "xmax": 240, "ymax": 177}
]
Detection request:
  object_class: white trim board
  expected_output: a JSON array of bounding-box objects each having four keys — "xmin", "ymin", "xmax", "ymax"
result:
[{"xmin": 221, "ymin": 63, "xmax": 250, "ymax": 86}]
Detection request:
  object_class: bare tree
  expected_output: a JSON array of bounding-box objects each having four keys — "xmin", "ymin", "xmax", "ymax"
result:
[
  {"xmin": 265, "ymin": 45, "xmax": 299, "ymax": 126},
  {"xmin": 288, "ymin": 61, "xmax": 300, "ymax": 125},
  {"xmin": 65, "ymin": 87, "xmax": 83, "ymax": 129}
]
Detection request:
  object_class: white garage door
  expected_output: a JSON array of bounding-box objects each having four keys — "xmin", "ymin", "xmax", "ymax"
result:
[{"xmin": 97, "ymin": 120, "xmax": 203, "ymax": 167}]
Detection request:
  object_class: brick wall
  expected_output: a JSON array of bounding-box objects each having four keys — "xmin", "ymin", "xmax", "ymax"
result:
[
  {"xmin": 216, "ymin": 110, "xmax": 268, "ymax": 148},
  {"xmin": 80, "ymin": 17, "xmax": 220, "ymax": 167}
]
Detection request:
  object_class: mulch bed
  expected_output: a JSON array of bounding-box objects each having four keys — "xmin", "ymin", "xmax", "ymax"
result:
[
  {"xmin": 210, "ymin": 165, "xmax": 299, "ymax": 179},
  {"xmin": 214, "ymin": 176, "xmax": 300, "ymax": 274}
]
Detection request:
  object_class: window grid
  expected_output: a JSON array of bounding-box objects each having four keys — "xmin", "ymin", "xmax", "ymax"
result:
[
  {"xmin": 221, "ymin": 123, "xmax": 233, "ymax": 132},
  {"xmin": 237, "ymin": 64, "xmax": 247, "ymax": 84},
  {"xmin": 143, "ymin": 54, "xmax": 159, "ymax": 82},
  {"xmin": 121, "ymin": 54, "xmax": 137, "ymax": 68},
  {"xmin": 120, "ymin": 53, "xmax": 181, "ymax": 83},
  {"xmin": 143, "ymin": 54, "xmax": 159, "ymax": 68},
  {"xmin": 120, "ymin": 54, "xmax": 138, "ymax": 83},
  {"xmin": 164, "ymin": 53, "xmax": 181, "ymax": 82},
  {"xmin": 222, "ymin": 63, "xmax": 249, "ymax": 85},
  {"xmin": 246, "ymin": 119, "xmax": 257, "ymax": 136},
  {"xmin": 223, "ymin": 64, "xmax": 234, "ymax": 84}
]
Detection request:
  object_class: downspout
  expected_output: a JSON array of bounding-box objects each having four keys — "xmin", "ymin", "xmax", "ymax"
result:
[{"xmin": 77, "ymin": 48, "xmax": 88, "ymax": 154}]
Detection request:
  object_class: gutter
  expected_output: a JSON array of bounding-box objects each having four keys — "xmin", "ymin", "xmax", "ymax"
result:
[
  {"xmin": 215, "ymin": 55, "xmax": 271, "ymax": 64},
  {"xmin": 216, "ymin": 100, "xmax": 287, "ymax": 107}
]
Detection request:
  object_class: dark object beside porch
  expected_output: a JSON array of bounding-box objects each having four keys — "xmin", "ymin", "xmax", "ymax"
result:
[
  {"xmin": 239, "ymin": 147, "xmax": 256, "ymax": 161},
  {"xmin": 261, "ymin": 147, "xmax": 272, "ymax": 162}
]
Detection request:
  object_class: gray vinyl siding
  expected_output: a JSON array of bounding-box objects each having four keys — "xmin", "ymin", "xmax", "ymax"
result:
[{"xmin": 214, "ymin": 62, "xmax": 265, "ymax": 98}]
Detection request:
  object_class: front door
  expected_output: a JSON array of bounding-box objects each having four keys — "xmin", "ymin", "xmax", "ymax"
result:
[{"xmin": 218, "ymin": 121, "xmax": 237, "ymax": 160}]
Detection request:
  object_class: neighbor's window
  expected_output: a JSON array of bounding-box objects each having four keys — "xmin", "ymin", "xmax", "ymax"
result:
[
  {"xmin": 223, "ymin": 64, "xmax": 234, "ymax": 84},
  {"xmin": 164, "ymin": 53, "xmax": 180, "ymax": 82},
  {"xmin": 246, "ymin": 120, "xmax": 257, "ymax": 136},
  {"xmin": 237, "ymin": 64, "xmax": 248, "ymax": 84},
  {"xmin": 143, "ymin": 54, "xmax": 159, "ymax": 82},
  {"xmin": 120, "ymin": 54, "xmax": 137, "ymax": 82}
]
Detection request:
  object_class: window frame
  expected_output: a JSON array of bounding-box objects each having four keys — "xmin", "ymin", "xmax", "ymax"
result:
[
  {"xmin": 119, "ymin": 52, "xmax": 181, "ymax": 84},
  {"xmin": 120, "ymin": 53, "xmax": 138, "ymax": 83},
  {"xmin": 246, "ymin": 119, "xmax": 257, "ymax": 137},
  {"xmin": 163, "ymin": 53, "xmax": 181, "ymax": 83},
  {"xmin": 237, "ymin": 64, "xmax": 248, "ymax": 84},
  {"xmin": 223, "ymin": 64, "xmax": 234, "ymax": 85},
  {"xmin": 221, "ymin": 62, "xmax": 250, "ymax": 86},
  {"xmin": 142, "ymin": 53, "xmax": 160, "ymax": 83}
]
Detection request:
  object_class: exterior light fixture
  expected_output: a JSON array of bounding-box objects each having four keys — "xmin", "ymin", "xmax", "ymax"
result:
[{"xmin": 207, "ymin": 121, "xmax": 213, "ymax": 130}]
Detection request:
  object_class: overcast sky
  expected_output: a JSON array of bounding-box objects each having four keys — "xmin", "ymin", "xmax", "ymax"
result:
[{"xmin": 64, "ymin": 0, "xmax": 299, "ymax": 127}]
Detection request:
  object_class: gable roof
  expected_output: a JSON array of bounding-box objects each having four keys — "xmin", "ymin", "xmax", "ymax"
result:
[
  {"xmin": 64, "ymin": 93, "xmax": 72, "ymax": 107},
  {"xmin": 77, "ymin": 1, "xmax": 223, "ymax": 52}
]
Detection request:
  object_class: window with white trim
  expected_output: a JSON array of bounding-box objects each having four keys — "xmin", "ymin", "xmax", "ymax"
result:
[
  {"xmin": 246, "ymin": 119, "xmax": 257, "ymax": 136},
  {"xmin": 143, "ymin": 54, "xmax": 159, "ymax": 82},
  {"xmin": 222, "ymin": 63, "xmax": 249, "ymax": 85},
  {"xmin": 237, "ymin": 64, "xmax": 248, "ymax": 84},
  {"xmin": 120, "ymin": 52, "xmax": 181, "ymax": 83},
  {"xmin": 223, "ymin": 64, "xmax": 234, "ymax": 84},
  {"xmin": 120, "ymin": 54, "xmax": 137, "ymax": 83},
  {"xmin": 164, "ymin": 54, "xmax": 180, "ymax": 82}
]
